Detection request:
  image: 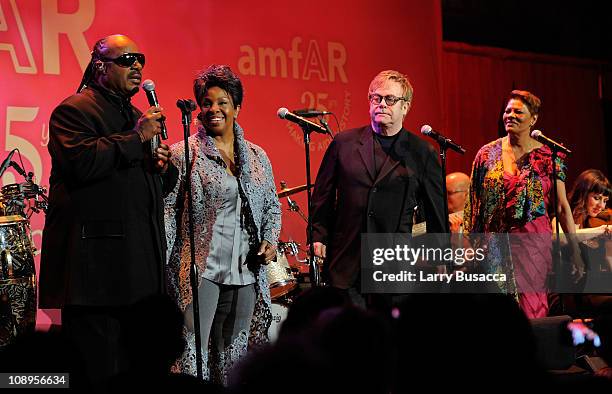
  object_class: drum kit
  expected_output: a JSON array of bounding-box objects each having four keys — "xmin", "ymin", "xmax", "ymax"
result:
[
  {"xmin": 0, "ymin": 157, "xmax": 48, "ymax": 348},
  {"xmin": 266, "ymin": 181, "xmax": 325, "ymax": 340}
]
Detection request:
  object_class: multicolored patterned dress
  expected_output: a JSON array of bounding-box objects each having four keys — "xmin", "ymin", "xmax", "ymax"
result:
[{"xmin": 464, "ymin": 138, "xmax": 566, "ymax": 318}]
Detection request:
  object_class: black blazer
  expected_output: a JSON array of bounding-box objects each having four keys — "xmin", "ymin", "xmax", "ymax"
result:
[
  {"xmin": 311, "ymin": 125, "xmax": 446, "ymax": 288},
  {"xmin": 39, "ymin": 85, "xmax": 177, "ymax": 308}
]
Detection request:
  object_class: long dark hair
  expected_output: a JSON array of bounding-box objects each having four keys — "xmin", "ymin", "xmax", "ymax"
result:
[{"xmin": 568, "ymin": 169, "xmax": 611, "ymax": 226}]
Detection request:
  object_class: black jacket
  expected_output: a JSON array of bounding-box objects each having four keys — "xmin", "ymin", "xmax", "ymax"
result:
[
  {"xmin": 311, "ymin": 125, "xmax": 446, "ymax": 288},
  {"xmin": 40, "ymin": 84, "xmax": 177, "ymax": 308}
]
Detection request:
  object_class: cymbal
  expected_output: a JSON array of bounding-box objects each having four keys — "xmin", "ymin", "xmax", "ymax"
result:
[{"xmin": 277, "ymin": 184, "xmax": 311, "ymax": 198}]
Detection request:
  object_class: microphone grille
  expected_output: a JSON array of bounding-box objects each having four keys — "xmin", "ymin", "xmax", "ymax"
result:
[
  {"xmin": 420, "ymin": 124, "xmax": 433, "ymax": 135},
  {"xmin": 142, "ymin": 79, "xmax": 155, "ymax": 91},
  {"xmin": 187, "ymin": 99, "xmax": 197, "ymax": 111},
  {"xmin": 277, "ymin": 107, "xmax": 289, "ymax": 119},
  {"xmin": 531, "ymin": 129, "xmax": 543, "ymax": 138}
]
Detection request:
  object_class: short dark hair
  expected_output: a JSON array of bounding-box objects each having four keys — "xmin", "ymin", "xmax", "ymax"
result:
[
  {"xmin": 193, "ymin": 65, "xmax": 243, "ymax": 108},
  {"xmin": 569, "ymin": 169, "xmax": 611, "ymax": 225},
  {"xmin": 508, "ymin": 90, "xmax": 541, "ymax": 116}
]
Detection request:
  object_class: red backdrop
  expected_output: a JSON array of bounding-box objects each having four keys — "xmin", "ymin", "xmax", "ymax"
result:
[
  {"xmin": 1, "ymin": 0, "xmax": 444, "ymax": 326},
  {"xmin": 2, "ymin": 1, "xmax": 609, "ymax": 329}
]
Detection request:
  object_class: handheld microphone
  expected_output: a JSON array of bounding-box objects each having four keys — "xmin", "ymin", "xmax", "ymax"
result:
[
  {"xmin": 293, "ymin": 108, "xmax": 332, "ymax": 118},
  {"xmin": 277, "ymin": 108, "xmax": 328, "ymax": 134},
  {"xmin": 530, "ymin": 130, "xmax": 572, "ymax": 155},
  {"xmin": 142, "ymin": 79, "xmax": 168, "ymax": 139},
  {"xmin": 0, "ymin": 149, "xmax": 17, "ymax": 178},
  {"xmin": 420, "ymin": 125, "xmax": 466, "ymax": 154}
]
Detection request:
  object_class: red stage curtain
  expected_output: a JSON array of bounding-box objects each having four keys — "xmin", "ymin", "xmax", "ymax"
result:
[{"xmin": 441, "ymin": 41, "xmax": 607, "ymax": 184}]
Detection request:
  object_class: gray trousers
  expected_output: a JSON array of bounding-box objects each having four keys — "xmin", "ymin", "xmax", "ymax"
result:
[{"xmin": 185, "ymin": 278, "xmax": 256, "ymax": 354}]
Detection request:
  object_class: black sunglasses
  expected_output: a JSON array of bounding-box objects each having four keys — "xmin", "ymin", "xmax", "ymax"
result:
[{"xmin": 99, "ymin": 52, "xmax": 145, "ymax": 68}]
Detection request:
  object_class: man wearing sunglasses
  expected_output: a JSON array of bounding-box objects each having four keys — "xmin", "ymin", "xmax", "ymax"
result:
[
  {"xmin": 310, "ymin": 69, "xmax": 446, "ymax": 308},
  {"xmin": 40, "ymin": 34, "xmax": 178, "ymax": 389}
]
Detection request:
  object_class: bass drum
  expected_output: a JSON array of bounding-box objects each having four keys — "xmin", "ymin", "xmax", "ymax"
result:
[
  {"xmin": 267, "ymin": 301, "xmax": 289, "ymax": 343},
  {"xmin": 0, "ymin": 215, "xmax": 36, "ymax": 347}
]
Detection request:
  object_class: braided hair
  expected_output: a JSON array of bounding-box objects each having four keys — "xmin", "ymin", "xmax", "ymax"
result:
[{"xmin": 76, "ymin": 37, "xmax": 109, "ymax": 93}]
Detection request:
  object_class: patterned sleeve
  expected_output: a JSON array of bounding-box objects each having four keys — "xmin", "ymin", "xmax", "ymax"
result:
[
  {"xmin": 164, "ymin": 140, "xmax": 187, "ymax": 262},
  {"xmin": 554, "ymin": 153, "xmax": 567, "ymax": 182},
  {"xmin": 258, "ymin": 149, "xmax": 282, "ymax": 247},
  {"xmin": 463, "ymin": 147, "xmax": 484, "ymax": 233}
]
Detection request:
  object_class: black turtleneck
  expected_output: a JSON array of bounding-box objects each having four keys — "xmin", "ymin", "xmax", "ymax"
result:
[{"xmin": 374, "ymin": 132, "xmax": 399, "ymax": 156}]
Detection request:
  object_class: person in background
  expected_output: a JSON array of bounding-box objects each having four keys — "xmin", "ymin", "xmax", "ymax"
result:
[
  {"xmin": 551, "ymin": 169, "xmax": 611, "ymax": 316},
  {"xmin": 566, "ymin": 169, "xmax": 611, "ymax": 239},
  {"xmin": 446, "ymin": 171, "xmax": 469, "ymax": 233}
]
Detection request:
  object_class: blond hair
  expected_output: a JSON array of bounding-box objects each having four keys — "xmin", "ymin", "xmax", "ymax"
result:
[{"xmin": 368, "ymin": 70, "xmax": 413, "ymax": 102}]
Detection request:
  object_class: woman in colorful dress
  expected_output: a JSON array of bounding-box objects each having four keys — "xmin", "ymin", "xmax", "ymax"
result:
[{"xmin": 464, "ymin": 90, "xmax": 580, "ymax": 318}]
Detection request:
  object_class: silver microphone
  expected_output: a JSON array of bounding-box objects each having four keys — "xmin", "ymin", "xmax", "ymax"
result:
[
  {"xmin": 277, "ymin": 108, "xmax": 328, "ymax": 135},
  {"xmin": 530, "ymin": 130, "xmax": 571, "ymax": 154},
  {"xmin": 420, "ymin": 125, "xmax": 466, "ymax": 154}
]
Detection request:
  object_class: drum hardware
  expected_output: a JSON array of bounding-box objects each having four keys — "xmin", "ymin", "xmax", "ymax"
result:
[
  {"xmin": 268, "ymin": 301, "xmax": 289, "ymax": 342},
  {"xmin": 279, "ymin": 240, "xmax": 300, "ymax": 257},
  {"xmin": 266, "ymin": 243, "xmax": 298, "ymax": 300},
  {"xmin": 302, "ymin": 256, "xmax": 326, "ymax": 286},
  {"xmin": 276, "ymin": 182, "xmax": 311, "ymax": 199},
  {"xmin": 277, "ymin": 182, "xmax": 312, "ymax": 284},
  {"xmin": 278, "ymin": 181, "xmax": 309, "ymax": 224},
  {"xmin": 0, "ymin": 150, "xmax": 47, "ymax": 347},
  {"xmin": 275, "ymin": 180, "xmax": 328, "ymax": 289},
  {"xmin": 0, "ymin": 160, "xmax": 48, "ymax": 218}
]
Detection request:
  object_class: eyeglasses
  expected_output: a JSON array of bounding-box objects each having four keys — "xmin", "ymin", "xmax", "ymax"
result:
[
  {"xmin": 99, "ymin": 52, "xmax": 145, "ymax": 68},
  {"xmin": 368, "ymin": 93, "xmax": 408, "ymax": 106}
]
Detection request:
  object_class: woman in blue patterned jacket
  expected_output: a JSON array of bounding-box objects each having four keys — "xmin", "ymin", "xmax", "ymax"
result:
[{"xmin": 164, "ymin": 65, "xmax": 281, "ymax": 383}]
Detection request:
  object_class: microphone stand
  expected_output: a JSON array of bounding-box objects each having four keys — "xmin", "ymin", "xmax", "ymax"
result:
[
  {"xmin": 299, "ymin": 123, "xmax": 321, "ymax": 287},
  {"xmin": 279, "ymin": 181, "xmax": 308, "ymax": 223},
  {"xmin": 177, "ymin": 99, "xmax": 203, "ymax": 379},
  {"xmin": 551, "ymin": 149, "xmax": 563, "ymax": 308},
  {"xmin": 432, "ymin": 140, "xmax": 454, "ymax": 276},
  {"xmin": 286, "ymin": 196, "xmax": 308, "ymax": 223},
  {"xmin": 436, "ymin": 143, "xmax": 451, "ymax": 235}
]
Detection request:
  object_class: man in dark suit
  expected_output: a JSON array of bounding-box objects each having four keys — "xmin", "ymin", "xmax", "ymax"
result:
[
  {"xmin": 311, "ymin": 70, "xmax": 446, "ymax": 307},
  {"xmin": 40, "ymin": 34, "xmax": 177, "ymax": 388}
]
